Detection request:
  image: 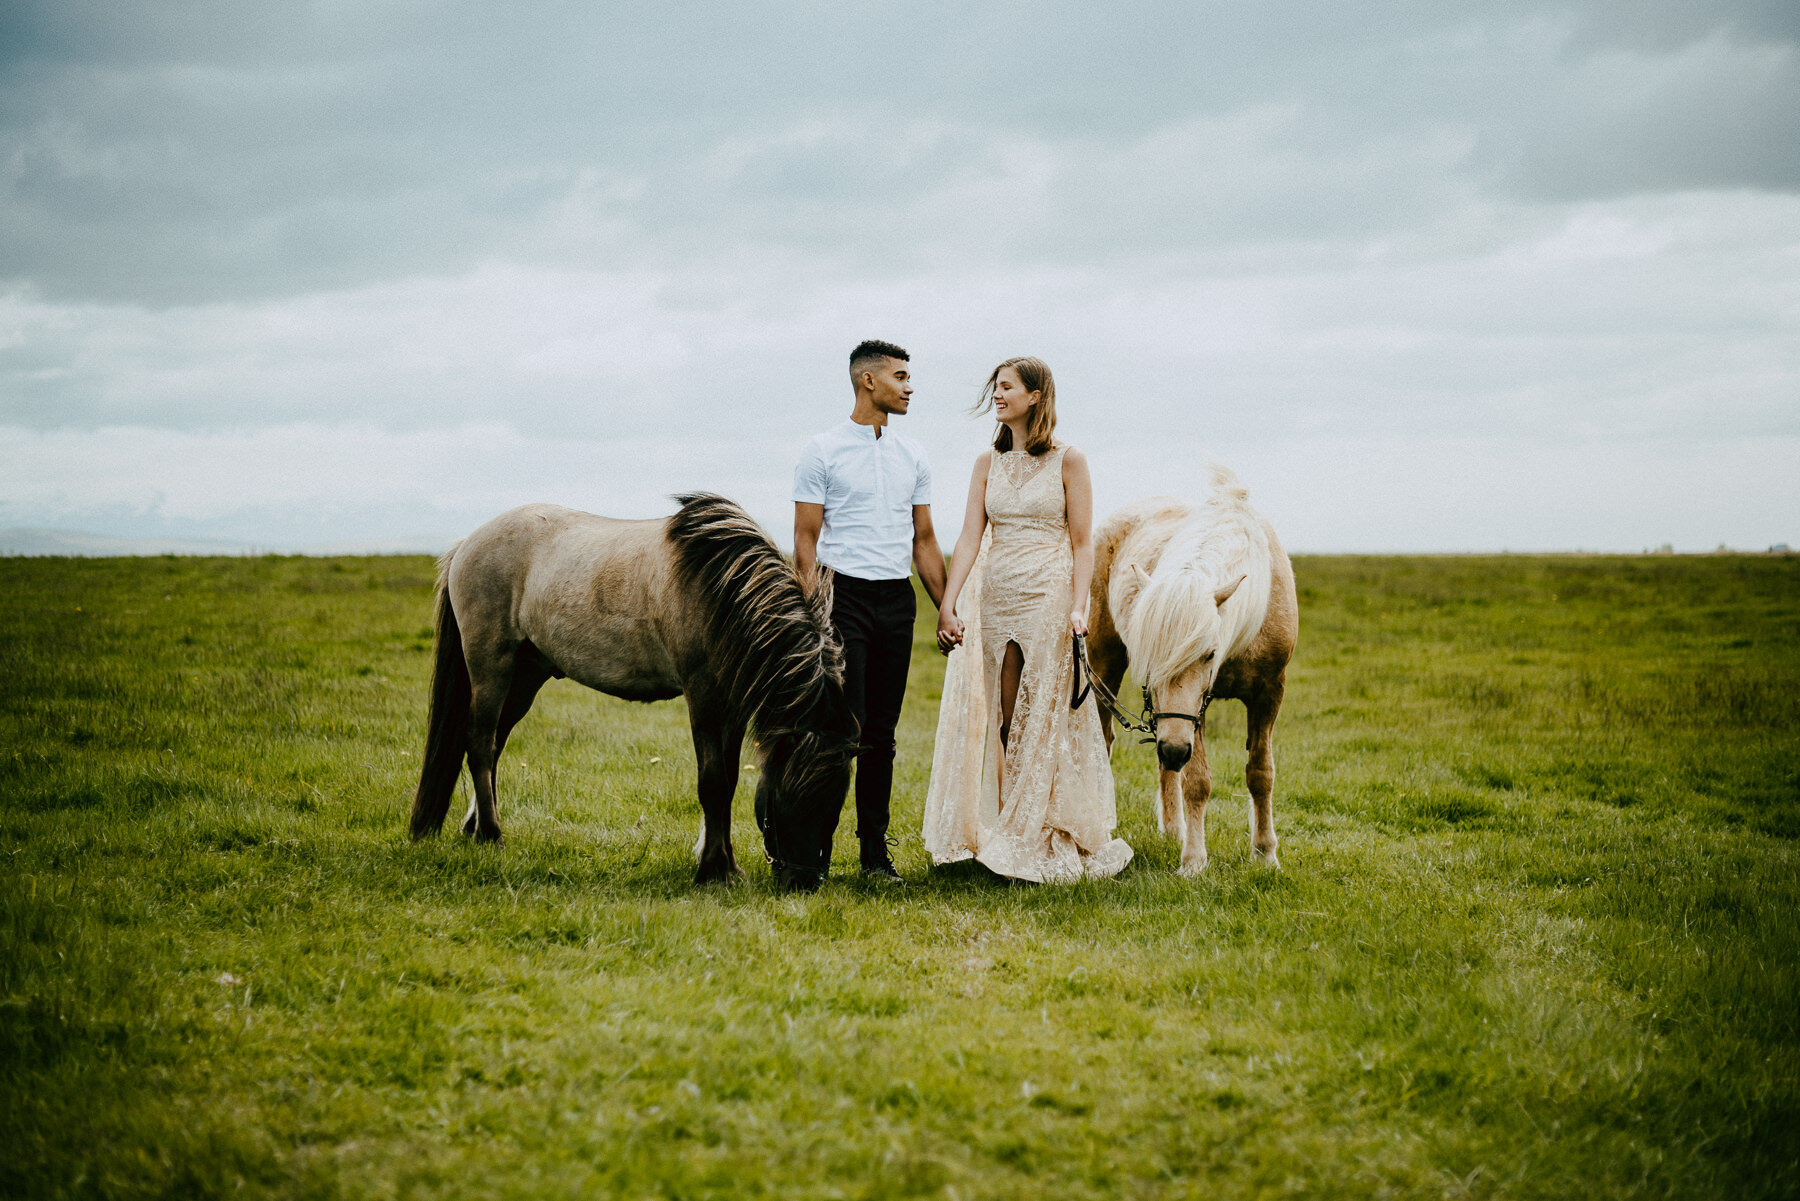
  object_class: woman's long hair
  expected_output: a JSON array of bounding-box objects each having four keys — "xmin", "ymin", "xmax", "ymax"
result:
[{"xmin": 974, "ymin": 356, "xmax": 1058, "ymax": 454}]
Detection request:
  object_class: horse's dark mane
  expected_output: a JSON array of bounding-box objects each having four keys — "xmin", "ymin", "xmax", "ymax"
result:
[{"xmin": 666, "ymin": 493, "xmax": 848, "ymax": 748}]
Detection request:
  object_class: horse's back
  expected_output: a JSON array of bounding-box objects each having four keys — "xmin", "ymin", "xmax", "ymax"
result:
[
  {"xmin": 451, "ymin": 504, "xmax": 664, "ymax": 605},
  {"xmin": 1095, "ymin": 493, "xmax": 1297, "ymax": 697},
  {"xmin": 447, "ymin": 504, "xmax": 685, "ymax": 697},
  {"xmin": 1227, "ymin": 517, "xmax": 1297, "ymax": 693}
]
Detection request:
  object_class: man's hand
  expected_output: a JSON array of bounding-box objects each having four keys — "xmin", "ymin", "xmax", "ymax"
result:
[{"xmin": 937, "ymin": 608, "xmax": 964, "ymax": 655}]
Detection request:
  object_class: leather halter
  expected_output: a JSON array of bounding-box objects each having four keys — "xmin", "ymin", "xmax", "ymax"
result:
[{"xmin": 1071, "ymin": 634, "xmax": 1212, "ymax": 743}]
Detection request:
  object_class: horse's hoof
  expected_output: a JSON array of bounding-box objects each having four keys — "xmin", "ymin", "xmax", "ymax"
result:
[
  {"xmin": 1177, "ymin": 857, "xmax": 1209, "ymax": 877},
  {"xmin": 1252, "ymin": 851, "xmax": 1281, "ymax": 870},
  {"xmin": 474, "ymin": 828, "xmax": 504, "ymax": 845}
]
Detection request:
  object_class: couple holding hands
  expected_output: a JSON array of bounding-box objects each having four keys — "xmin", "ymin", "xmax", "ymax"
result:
[{"xmin": 794, "ymin": 340, "xmax": 1132, "ymax": 885}]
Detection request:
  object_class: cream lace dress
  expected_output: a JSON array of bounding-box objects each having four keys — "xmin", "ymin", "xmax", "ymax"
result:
[{"xmin": 922, "ymin": 444, "xmax": 1134, "ymax": 882}]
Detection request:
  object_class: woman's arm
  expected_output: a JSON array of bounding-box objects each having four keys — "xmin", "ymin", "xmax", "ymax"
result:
[
  {"xmin": 1063, "ymin": 447, "xmax": 1094, "ymax": 637},
  {"xmin": 936, "ymin": 452, "xmax": 991, "ymax": 653}
]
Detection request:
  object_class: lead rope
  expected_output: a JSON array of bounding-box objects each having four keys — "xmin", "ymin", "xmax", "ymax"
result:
[{"xmin": 1071, "ymin": 633, "xmax": 1212, "ymax": 743}]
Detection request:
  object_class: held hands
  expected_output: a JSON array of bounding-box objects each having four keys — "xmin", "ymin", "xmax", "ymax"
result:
[
  {"xmin": 936, "ymin": 608, "xmax": 965, "ymax": 655},
  {"xmin": 937, "ymin": 605, "xmax": 1085, "ymax": 649}
]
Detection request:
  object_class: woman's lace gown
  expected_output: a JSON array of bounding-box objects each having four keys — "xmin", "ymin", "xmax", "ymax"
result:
[{"xmin": 922, "ymin": 445, "xmax": 1134, "ymax": 882}]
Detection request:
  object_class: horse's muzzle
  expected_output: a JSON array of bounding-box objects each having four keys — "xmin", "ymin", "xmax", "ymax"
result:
[
  {"xmin": 1157, "ymin": 739, "xmax": 1193, "ymax": 772},
  {"xmin": 772, "ymin": 861, "xmax": 825, "ymax": 893}
]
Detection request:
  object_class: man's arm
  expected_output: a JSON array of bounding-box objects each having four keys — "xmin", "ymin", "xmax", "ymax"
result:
[
  {"xmin": 911, "ymin": 504, "xmax": 947, "ymax": 609},
  {"xmin": 792, "ymin": 439, "xmax": 828, "ymax": 589},
  {"xmin": 794, "ymin": 502, "xmax": 825, "ymax": 587}
]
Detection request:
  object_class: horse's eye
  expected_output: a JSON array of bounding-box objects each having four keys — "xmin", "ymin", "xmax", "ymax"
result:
[{"xmin": 1202, "ymin": 651, "xmax": 1215, "ymax": 662}]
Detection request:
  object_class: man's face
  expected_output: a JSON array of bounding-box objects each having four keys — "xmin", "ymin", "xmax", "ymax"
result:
[{"xmin": 864, "ymin": 358, "xmax": 913, "ymax": 415}]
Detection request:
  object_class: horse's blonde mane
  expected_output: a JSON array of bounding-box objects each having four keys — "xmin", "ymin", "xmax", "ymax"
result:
[{"xmin": 1128, "ymin": 465, "xmax": 1272, "ymax": 689}]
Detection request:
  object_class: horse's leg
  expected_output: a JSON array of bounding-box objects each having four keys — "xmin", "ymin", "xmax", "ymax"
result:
[
  {"xmin": 688, "ymin": 692, "xmax": 744, "ymax": 884},
  {"xmin": 463, "ymin": 645, "xmax": 553, "ymax": 836},
  {"xmin": 461, "ymin": 642, "xmax": 516, "ymax": 844},
  {"xmin": 1245, "ymin": 685, "xmax": 1284, "ymax": 868},
  {"xmin": 1176, "ymin": 724, "xmax": 1214, "ymax": 876},
  {"xmin": 1157, "ymin": 765, "xmax": 1185, "ymax": 842}
]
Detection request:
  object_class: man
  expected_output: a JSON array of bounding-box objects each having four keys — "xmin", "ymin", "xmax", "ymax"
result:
[{"xmin": 794, "ymin": 339, "xmax": 948, "ymax": 881}]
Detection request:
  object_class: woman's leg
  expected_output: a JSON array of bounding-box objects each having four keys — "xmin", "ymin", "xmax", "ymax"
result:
[
  {"xmin": 998, "ymin": 640, "xmax": 1026, "ymax": 745},
  {"xmin": 995, "ymin": 640, "xmax": 1024, "ymax": 809}
]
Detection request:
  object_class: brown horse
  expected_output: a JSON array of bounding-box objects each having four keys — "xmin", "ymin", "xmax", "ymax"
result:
[
  {"xmin": 408, "ymin": 494, "xmax": 857, "ymax": 891},
  {"xmin": 1087, "ymin": 467, "xmax": 1298, "ymax": 874}
]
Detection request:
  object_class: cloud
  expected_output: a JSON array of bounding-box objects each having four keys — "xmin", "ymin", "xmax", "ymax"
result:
[
  {"xmin": 1467, "ymin": 28, "xmax": 1800, "ymax": 198},
  {"xmin": 0, "ymin": 1, "xmax": 1795, "ymax": 551},
  {"xmin": 2, "ymin": 1, "xmax": 1795, "ymax": 304},
  {"xmin": 5, "ymin": 188, "xmax": 1793, "ymax": 440}
]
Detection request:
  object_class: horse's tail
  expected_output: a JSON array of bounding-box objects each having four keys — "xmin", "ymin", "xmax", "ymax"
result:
[{"xmin": 410, "ymin": 550, "xmax": 470, "ymax": 840}]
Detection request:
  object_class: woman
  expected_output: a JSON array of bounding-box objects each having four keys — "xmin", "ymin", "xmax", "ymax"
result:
[{"xmin": 921, "ymin": 357, "xmax": 1133, "ymax": 882}]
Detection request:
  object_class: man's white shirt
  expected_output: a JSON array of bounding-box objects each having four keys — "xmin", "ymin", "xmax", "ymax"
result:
[{"xmin": 793, "ymin": 418, "xmax": 931, "ymax": 581}]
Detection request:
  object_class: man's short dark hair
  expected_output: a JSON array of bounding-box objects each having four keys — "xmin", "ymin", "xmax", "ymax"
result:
[{"xmin": 849, "ymin": 339, "xmax": 909, "ymax": 382}]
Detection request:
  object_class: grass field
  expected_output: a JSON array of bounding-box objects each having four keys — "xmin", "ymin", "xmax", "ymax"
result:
[{"xmin": 2, "ymin": 551, "xmax": 1797, "ymax": 1200}]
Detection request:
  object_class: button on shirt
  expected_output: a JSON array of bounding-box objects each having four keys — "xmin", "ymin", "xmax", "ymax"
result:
[{"xmin": 793, "ymin": 419, "xmax": 931, "ymax": 581}]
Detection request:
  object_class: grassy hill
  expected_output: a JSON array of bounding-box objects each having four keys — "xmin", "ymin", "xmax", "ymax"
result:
[{"xmin": 2, "ymin": 552, "xmax": 1795, "ymax": 1199}]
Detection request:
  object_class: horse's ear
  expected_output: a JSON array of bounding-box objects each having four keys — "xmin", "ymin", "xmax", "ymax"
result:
[
  {"xmin": 1214, "ymin": 574, "xmax": 1245, "ymax": 607},
  {"xmin": 1118, "ymin": 562, "xmax": 1152, "ymax": 611}
]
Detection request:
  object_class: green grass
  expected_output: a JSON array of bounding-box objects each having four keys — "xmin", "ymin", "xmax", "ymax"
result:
[{"xmin": 2, "ymin": 551, "xmax": 1797, "ymax": 1199}]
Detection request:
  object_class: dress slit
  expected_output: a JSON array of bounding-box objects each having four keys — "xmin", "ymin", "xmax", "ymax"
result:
[{"xmin": 997, "ymin": 638, "xmax": 1026, "ymax": 746}]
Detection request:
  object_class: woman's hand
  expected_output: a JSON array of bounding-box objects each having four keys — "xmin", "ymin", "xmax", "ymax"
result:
[
  {"xmin": 937, "ymin": 608, "xmax": 965, "ymax": 655},
  {"xmin": 1068, "ymin": 607, "xmax": 1089, "ymax": 638}
]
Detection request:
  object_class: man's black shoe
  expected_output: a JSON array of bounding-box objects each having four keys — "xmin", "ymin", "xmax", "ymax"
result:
[{"xmin": 859, "ymin": 853, "xmax": 904, "ymax": 884}]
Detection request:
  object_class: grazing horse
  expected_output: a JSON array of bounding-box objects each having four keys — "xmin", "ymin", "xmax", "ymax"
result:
[
  {"xmin": 1087, "ymin": 466, "xmax": 1298, "ymax": 875},
  {"xmin": 408, "ymin": 494, "xmax": 857, "ymax": 891}
]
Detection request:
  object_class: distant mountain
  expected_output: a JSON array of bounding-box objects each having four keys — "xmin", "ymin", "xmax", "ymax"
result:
[
  {"xmin": 291, "ymin": 537, "xmax": 453, "ymax": 556},
  {"xmin": 0, "ymin": 528, "xmax": 451, "ymax": 557},
  {"xmin": 0, "ymin": 528, "xmax": 254, "ymax": 556}
]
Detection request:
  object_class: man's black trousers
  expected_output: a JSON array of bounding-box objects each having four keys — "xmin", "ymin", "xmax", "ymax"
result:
[{"xmin": 829, "ymin": 572, "xmax": 916, "ymax": 863}]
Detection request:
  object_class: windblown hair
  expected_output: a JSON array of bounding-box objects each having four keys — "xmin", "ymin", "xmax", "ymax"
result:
[
  {"xmin": 975, "ymin": 356, "xmax": 1058, "ymax": 454},
  {"xmin": 666, "ymin": 493, "xmax": 852, "ymax": 758},
  {"xmin": 1128, "ymin": 465, "xmax": 1274, "ymax": 690}
]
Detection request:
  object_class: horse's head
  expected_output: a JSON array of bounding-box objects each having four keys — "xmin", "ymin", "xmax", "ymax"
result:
[
  {"xmin": 1127, "ymin": 563, "xmax": 1245, "ymax": 771},
  {"xmin": 747, "ymin": 567, "xmax": 857, "ymax": 891},
  {"xmin": 754, "ymin": 705, "xmax": 857, "ymax": 892}
]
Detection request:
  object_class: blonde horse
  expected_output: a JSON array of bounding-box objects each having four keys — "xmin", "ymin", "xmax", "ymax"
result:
[{"xmin": 1088, "ymin": 466, "xmax": 1298, "ymax": 875}]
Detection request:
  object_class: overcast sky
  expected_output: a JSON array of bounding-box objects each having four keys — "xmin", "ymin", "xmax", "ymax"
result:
[{"xmin": 2, "ymin": 0, "xmax": 1796, "ymax": 552}]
